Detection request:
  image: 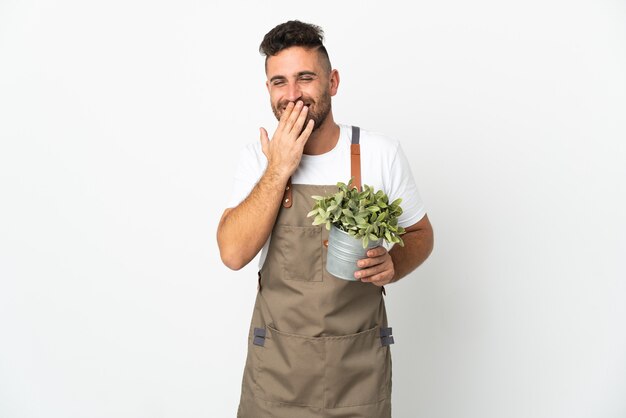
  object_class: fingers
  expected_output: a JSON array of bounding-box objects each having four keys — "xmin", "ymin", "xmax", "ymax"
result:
[
  {"xmin": 366, "ymin": 246, "xmax": 387, "ymax": 258},
  {"xmin": 259, "ymin": 127, "xmax": 269, "ymax": 157},
  {"xmin": 355, "ymin": 247, "xmax": 394, "ymax": 285},
  {"xmin": 357, "ymin": 255, "xmax": 385, "ymax": 269},
  {"xmin": 287, "ymin": 100, "xmax": 309, "ymax": 131},
  {"xmin": 357, "ymin": 263, "xmax": 394, "ymax": 285},
  {"xmin": 277, "ymin": 101, "xmax": 296, "ymax": 130},
  {"xmin": 284, "ymin": 101, "xmax": 306, "ymax": 134},
  {"xmin": 296, "ymin": 119, "xmax": 315, "ymax": 146},
  {"xmin": 356, "ymin": 261, "xmax": 386, "ymax": 278},
  {"xmin": 357, "ymin": 247, "xmax": 387, "ymax": 269},
  {"xmin": 293, "ymin": 103, "xmax": 309, "ymax": 132},
  {"xmin": 278, "ymin": 101, "xmax": 310, "ymax": 136},
  {"xmin": 365, "ymin": 277, "xmax": 387, "ymax": 287}
]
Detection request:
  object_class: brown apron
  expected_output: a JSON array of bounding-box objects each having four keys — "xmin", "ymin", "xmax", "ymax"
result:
[{"xmin": 237, "ymin": 127, "xmax": 394, "ymax": 418}]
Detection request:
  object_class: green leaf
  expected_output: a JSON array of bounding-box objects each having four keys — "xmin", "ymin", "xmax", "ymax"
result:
[
  {"xmin": 357, "ymin": 210, "xmax": 369, "ymax": 218},
  {"xmin": 310, "ymin": 178, "xmax": 405, "ymax": 245}
]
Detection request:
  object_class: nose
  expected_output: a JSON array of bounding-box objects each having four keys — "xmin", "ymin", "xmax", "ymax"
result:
[{"xmin": 285, "ymin": 82, "xmax": 302, "ymax": 102}]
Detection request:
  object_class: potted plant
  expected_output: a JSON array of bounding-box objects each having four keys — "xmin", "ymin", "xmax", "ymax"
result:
[{"xmin": 307, "ymin": 178, "xmax": 406, "ymax": 281}]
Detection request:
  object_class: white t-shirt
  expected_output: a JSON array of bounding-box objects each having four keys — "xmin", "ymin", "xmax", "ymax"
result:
[{"xmin": 227, "ymin": 123, "xmax": 427, "ymax": 268}]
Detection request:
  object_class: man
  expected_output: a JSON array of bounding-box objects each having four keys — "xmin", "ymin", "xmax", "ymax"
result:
[{"xmin": 217, "ymin": 20, "xmax": 434, "ymax": 418}]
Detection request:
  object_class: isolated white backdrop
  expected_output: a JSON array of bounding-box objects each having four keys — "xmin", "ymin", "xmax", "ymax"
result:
[{"xmin": 1, "ymin": 1, "xmax": 625, "ymax": 417}]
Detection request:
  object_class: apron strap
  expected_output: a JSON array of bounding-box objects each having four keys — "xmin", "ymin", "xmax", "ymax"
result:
[
  {"xmin": 281, "ymin": 125, "xmax": 362, "ymax": 207},
  {"xmin": 351, "ymin": 126, "xmax": 362, "ymax": 192},
  {"xmin": 282, "ymin": 178, "xmax": 293, "ymax": 208}
]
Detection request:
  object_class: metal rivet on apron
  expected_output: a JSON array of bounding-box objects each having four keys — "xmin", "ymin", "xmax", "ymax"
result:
[
  {"xmin": 285, "ymin": 185, "xmax": 290, "ymax": 190},
  {"xmin": 284, "ymin": 198, "xmax": 290, "ymax": 203},
  {"xmin": 323, "ymin": 240, "xmax": 328, "ymax": 248}
]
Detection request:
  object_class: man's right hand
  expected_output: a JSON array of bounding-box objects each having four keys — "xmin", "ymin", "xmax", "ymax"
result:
[
  {"xmin": 217, "ymin": 100, "xmax": 315, "ymax": 270},
  {"xmin": 260, "ymin": 100, "xmax": 315, "ymax": 179}
]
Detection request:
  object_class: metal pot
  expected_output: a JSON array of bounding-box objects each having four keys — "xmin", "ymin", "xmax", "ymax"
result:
[{"xmin": 326, "ymin": 225, "xmax": 381, "ymax": 281}]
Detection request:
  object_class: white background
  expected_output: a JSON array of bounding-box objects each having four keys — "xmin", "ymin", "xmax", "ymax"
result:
[{"xmin": 1, "ymin": 1, "xmax": 625, "ymax": 417}]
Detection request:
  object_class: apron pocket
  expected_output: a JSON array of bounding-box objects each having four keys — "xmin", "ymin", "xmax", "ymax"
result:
[
  {"xmin": 274, "ymin": 225, "xmax": 323, "ymax": 282},
  {"xmin": 324, "ymin": 325, "xmax": 390, "ymax": 408},
  {"xmin": 256, "ymin": 325, "xmax": 325, "ymax": 407}
]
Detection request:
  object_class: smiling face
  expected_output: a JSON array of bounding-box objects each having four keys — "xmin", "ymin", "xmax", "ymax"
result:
[{"xmin": 266, "ymin": 46, "xmax": 339, "ymax": 132}]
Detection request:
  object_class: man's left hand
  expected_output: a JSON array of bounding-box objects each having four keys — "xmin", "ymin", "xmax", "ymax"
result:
[{"xmin": 354, "ymin": 246, "xmax": 395, "ymax": 286}]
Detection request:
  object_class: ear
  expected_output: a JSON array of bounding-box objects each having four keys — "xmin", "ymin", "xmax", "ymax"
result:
[
  {"xmin": 266, "ymin": 79, "xmax": 270, "ymax": 92},
  {"xmin": 329, "ymin": 69, "xmax": 340, "ymax": 96}
]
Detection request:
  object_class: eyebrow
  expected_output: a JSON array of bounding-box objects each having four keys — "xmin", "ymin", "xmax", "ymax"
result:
[{"xmin": 269, "ymin": 71, "xmax": 318, "ymax": 83}]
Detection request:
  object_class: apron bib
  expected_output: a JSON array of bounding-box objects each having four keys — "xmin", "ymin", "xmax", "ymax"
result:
[{"xmin": 237, "ymin": 127, "xmax": 394, "ymax": 418}]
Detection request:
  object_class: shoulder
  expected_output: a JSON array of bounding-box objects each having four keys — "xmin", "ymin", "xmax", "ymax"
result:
[
  {"xmin": 344, "ymin": 124, "xmax": 401, "ymax": 159},
  {"xmin": 349, "ymin": 125, "xmax": 400, "ymax": 148},
  {"xmin": 237, "ymin": 140, "xmax": 267, "ymax": 165},
  {"xmin": 240, "ymin": 140, "xmax": 264, "ymax": 158},
  {"xmin": 232, "ymin": 140, "xmax": 267, "ymax": 181}
]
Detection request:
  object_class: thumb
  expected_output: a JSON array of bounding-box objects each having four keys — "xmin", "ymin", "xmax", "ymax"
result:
[{"xmin": 259, "ymin": 127, "xmax": 269, "ymax": 158}]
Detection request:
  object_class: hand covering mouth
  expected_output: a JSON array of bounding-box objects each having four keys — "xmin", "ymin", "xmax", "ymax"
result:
[{"xmin": 281, "ymin": 102, "xmax": 312, "ymax": 110}]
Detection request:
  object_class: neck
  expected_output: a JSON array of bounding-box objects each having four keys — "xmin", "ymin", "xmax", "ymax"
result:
[{"xmin": 303, "ymin": 112, "xmax": 340, "ymax": 155}]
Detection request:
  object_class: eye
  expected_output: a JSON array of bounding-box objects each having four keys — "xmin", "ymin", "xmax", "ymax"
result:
[
  {"xmin": 299, "ymin": 76, "xmax": 314, "ymax": 82},
  {"xmin": 272, "ymin": 79, "xmax": 287, "ymax": 86}
]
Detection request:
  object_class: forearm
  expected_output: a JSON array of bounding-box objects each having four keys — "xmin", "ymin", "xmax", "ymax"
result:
[
  {"xmin": 218, "ymin": 102, "xmax": 314, "ymax": 270},
  {"xmin": 388, "ymin": 218, "xmax": 434, "ymax": 282},
  {"xmin": 217, "ymin": 168, "xmax": 289, "ymax": 270}
]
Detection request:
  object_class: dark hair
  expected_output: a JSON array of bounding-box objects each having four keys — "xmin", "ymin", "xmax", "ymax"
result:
[{"xmin": 259, "ymin": 20, "xmax": 331, "ymax": 72}]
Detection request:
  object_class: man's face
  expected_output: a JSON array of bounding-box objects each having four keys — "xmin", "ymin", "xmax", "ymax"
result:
[{"xmin": 265, "ymin": 46, "xmax": 338, "ymax": 131}]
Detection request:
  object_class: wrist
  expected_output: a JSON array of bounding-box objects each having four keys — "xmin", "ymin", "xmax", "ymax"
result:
[{"xmin": 264, "ymin": 164, "xmax": 292, "ymax": 185}]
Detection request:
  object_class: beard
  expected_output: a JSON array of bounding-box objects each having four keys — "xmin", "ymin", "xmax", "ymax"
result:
[{"xmin": 272, "ymin": 89, "xmax": 331, "ymax": 133}]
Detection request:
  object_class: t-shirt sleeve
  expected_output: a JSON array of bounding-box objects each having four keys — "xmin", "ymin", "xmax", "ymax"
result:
[
  {"xmin": 226, "ymin": 143, "xmax": 267, "ymax": 208},
  {"xmin": 387, "ymin": 142, "xmax": 427, "ymax": 228}
]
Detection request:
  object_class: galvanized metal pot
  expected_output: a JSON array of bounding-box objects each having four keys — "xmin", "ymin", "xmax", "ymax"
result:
[{"xmin": 326, "ymin": 225, "xmax": 381, "ymax": 281}]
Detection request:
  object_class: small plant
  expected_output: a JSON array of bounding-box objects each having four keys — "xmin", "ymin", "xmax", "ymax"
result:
[{"xmin": 307, "ymin": 178, "xmax": 406, "ymax": 248}]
